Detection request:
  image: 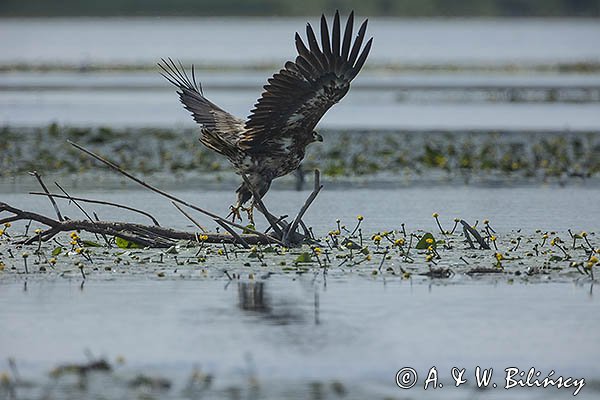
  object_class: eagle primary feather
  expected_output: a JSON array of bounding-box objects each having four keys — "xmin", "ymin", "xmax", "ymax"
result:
[{"xmin": 159, "ymin": 11, "xmax": 372, "ymax": 219}]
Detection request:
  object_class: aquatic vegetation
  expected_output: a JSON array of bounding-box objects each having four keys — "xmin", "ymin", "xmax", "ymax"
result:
[
  {"xmin": 0, "ymin": 211, "xmax": 596, "ymax": 284},
  {"xmin": 2, "ymin": 125, "xmax": 600, "ymax": 184}
]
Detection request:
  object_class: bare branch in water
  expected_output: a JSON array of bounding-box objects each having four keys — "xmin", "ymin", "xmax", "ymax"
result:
[
  {"xmin": 29, "ymin": 171, "xmax": 63, "ymax": 222},
  {"xmin": 29, "ymin": 192, "xmax": 160, "ymax": 226},
  {"xmin": 0, "ymin": 202, "xmax": 272, "ymax": 248},
  {"xmin": 460, "ymin": 220, "xmax": 491, "ymax": 250},
  {"xmin": 283, "ymin": 170, "xmax": 323, "ymax": 246},
  {"xmin": 172, "ymin": 202, "xmax": 207, "ymax": 233}
]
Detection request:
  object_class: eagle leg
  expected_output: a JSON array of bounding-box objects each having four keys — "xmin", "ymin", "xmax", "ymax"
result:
[
  {"xmin": 226, "ymin": 204, "xmax": 255, "ymax": 225},
  {"xmin": 245, "ymin": 204, "xmax": 255, "ymax": 225}
]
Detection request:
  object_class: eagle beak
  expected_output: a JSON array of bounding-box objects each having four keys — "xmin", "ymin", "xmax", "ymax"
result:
[{"xmin": 316, "ymin": 133, "xmax": 323, "ymax": 142}]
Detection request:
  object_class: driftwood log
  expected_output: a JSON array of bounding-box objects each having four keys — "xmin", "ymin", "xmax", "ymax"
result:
[{"xmin": 0, "ymin": 142, "xmax": 323, "ymax": 248}]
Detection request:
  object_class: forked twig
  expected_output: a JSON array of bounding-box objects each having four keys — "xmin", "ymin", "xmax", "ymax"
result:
[
  {"xmin": 460, "ymin": 220, "xmax": 491, "ymax": 250},
  {"xmin": 283, "ymin": 170, "xmax": 323, "ymax": 245}
]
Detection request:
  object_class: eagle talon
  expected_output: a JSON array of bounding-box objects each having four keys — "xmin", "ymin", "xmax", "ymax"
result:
[{"xmin": 227, "ymin": 205, "xmax": 243, "ymax": 223}]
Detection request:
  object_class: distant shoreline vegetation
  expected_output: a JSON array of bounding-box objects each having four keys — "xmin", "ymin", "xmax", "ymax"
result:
[{"xmin": 1, "ymin": 0, "xmax": 599, "ymax": 17}]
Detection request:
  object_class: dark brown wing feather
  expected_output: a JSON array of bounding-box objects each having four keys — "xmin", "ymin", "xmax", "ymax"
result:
[
  {"xmin": 239, "ymin": 11, "xmax": 372, "ymax": 152},
  {"xmin": 159, "ymin": 58, "xmax": 245, "ymax": 144}
]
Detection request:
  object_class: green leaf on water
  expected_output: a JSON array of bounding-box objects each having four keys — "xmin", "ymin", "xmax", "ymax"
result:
[
  {"xmin": 549, "ymin": 255, "xmax": 563, "ymax": 262},
  {"xmin": 416, "ymin": 233, "xmax": 436, "ymax": 250},
  {"xmin": 243, "ymin": 224, "xmax": 256, "ymax": 234},
  {"xmin": 115, "ymin": 236, "xmax": 142, "ymax": 249},
  {"xmin": 51, "ymin": 246, "xmax": 62, "ymax": 256},
  {"xmin": 295, "ymin": 252, "xmax": 313, "ymax": 263},
  {"xmin": 82, "ymin": 240, "xmax": 102, "ymax": 247}
]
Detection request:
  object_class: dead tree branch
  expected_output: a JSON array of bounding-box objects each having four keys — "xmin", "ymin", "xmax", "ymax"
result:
[
  {"xmin": 29, "ymin": 192, "xmax": 160, "ymax": 226},
  {"xmin": 460, "ymin": 220, "xmax": 491, "ymax": 250},
  {"xmin": 0, "ymin": 202, "xmax": 273, "ymax": 247},
  {"xmin": 283, "ymin": 170, "xmax": 323, "ymax": 246}
]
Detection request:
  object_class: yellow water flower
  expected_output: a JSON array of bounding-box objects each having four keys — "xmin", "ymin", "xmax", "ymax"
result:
[
  {"xmin": 394, "ymin": 238, "xmax": 405, "ymax": 246},
  {"xmin": 75, "ymin": 247, "xmax": 83, "ymax": 254},
  {"xmin": 34, "ymin": 228, "xmax": 42, "ymax": 234},
  {"xmin": 49, "ymin": 258, "xmax": 57, "ymax": 265},
  {"xmin": 70, "ymin": 231, "xmax": 79, "ymax": 239},
  {"xmin": 425, "ymin": 254, "xmax": 433, "ymax": 262},
  {"xmin": 490, "ymin": 236, "xmax": 497, "ymax": 241},
  {"xmin": 432, "ymin": 212, "xmax": 439, "ymax": 218},
  {"xmin": 373, "ymin": 235, "xmax": 382, "ymax": 244},
  {"xmin": 590, "ymin": 256, "xmax": 599, "ymax": 264},
  {"xmin": 0, "ymin": 229, "xmax": 4, "ymax": 236},
  {"xmin": 581, "ymin": 231, "xmax": 588, "ymax": 237},
  {"xmin": 425, "ymin": 238, "xmax": 434, "ymax": 244},
  {"xmin": 3, "ymin": 222, "xmax": 11, "ymax": 228},
  {"xmin": 357, "ymin": 215, "xmax": 364, "ymax": 221},
  {"xmin": 495, "ymin": 252, "xmax": 503, "ymax": 261},
  {"xmin": 313, "ymin": 247, "xmax": 322, "ymax": 254},
  {"xmin": 0, "ymin": 261, "xmax": 5, "ymax": 271}
]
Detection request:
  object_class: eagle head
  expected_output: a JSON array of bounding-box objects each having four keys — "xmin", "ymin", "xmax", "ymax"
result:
[{"xmin": 311, "ymin": 131, "xmax": 324, "ymax": 143}]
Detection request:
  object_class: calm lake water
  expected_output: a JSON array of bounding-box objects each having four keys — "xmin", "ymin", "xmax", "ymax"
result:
[
  {"xmin": 1, "ymin": 185, "xmax": 599, "ymax": 234},
  {"xmin": 1, "ymin": 278, "xmax": 599, "ymax": 399},
  {"xmin": 1, "ymin": 17, "xmax": 600, "ymax": 399},
  {"xmin": 1, "ymin": 18, "xmax": 600, "ymax": 130},
  {"xmin": 2, "ymin": 17, "xmax": 599, "ymax": 66}
]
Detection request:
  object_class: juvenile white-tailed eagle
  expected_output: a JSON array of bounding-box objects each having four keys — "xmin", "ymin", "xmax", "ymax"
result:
[{"xmin": 159, "ymin": 11, "xmax": 372, "ymax": 221}]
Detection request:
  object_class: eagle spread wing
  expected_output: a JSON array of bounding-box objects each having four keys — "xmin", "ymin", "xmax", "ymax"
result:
[
  {"xmin": 160, "ymin": 11, "xmax": 372, "ymax": 210},
  {"xmin": 158, "ymin": 58, "xmax": 245, "ymax": 149},
  {"xmin": 239, "ymin": 11, "xmax": 372, "ymax": 153}
]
